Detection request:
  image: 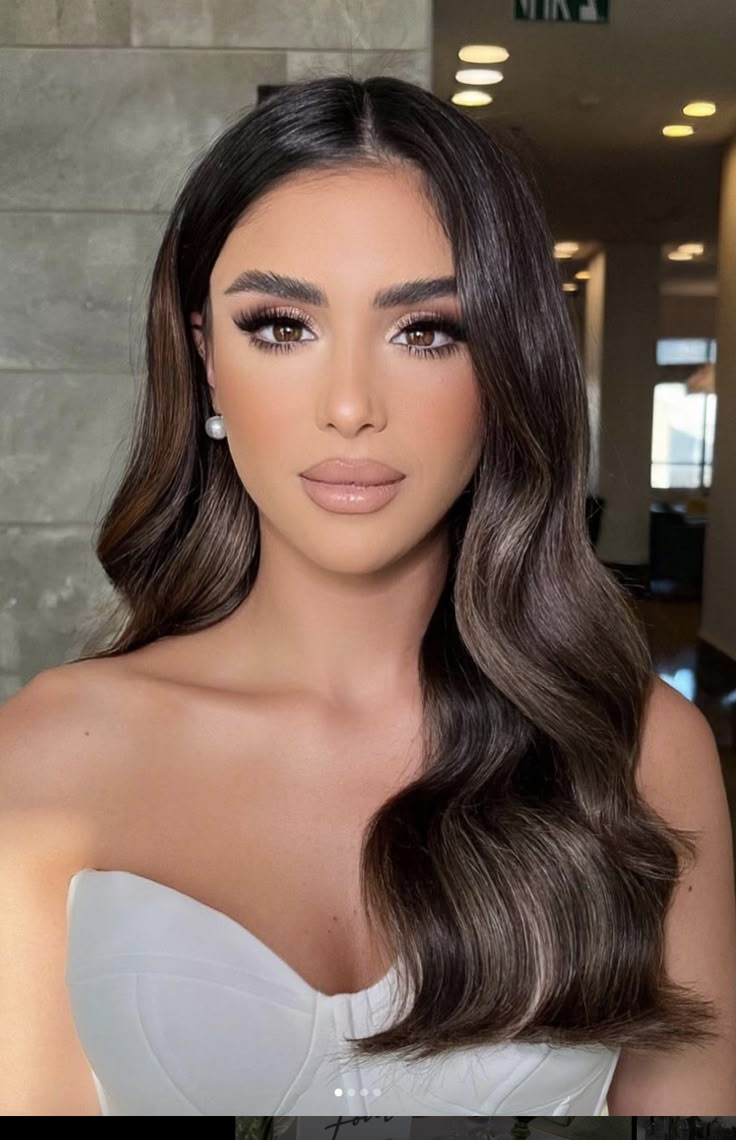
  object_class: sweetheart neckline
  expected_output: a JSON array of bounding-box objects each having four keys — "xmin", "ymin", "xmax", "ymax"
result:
[{"xmin": 67, "ymin": 867, "xmax": 397, "ymax": 1003}]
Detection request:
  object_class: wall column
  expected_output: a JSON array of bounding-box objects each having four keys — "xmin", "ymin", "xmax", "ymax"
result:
[
  {"xmin": 699, "ymin": 133, "xmax": 736, "ymax": 664},
  {"xmin": 584, "ymin": 243, "xmax": 662, "ymax": 585}
]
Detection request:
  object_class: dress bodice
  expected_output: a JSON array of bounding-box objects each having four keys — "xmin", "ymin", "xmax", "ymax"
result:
[{"xmin": 66, "ymin": 869, "xmax": 620, "ymax": 1116}]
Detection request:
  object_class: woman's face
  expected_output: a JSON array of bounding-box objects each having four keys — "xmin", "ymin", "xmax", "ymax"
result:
[{"xmin": 191, "ymin": 163, "xmax": 484, "ymax": 576}]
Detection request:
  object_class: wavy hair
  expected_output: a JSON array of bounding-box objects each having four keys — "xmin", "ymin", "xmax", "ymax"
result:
[{"xmin": 73, "ymin": 75, "xmax": 717, "ymax": 1061}]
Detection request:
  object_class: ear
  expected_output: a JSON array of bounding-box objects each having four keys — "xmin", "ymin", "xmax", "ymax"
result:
[
  {"xmin": 190, "ymin": 310, "xmax": 207, "ymax": 363},
  {"xmin": 190, "ymin": 311, "xmax": 218, "ymax": 402}
]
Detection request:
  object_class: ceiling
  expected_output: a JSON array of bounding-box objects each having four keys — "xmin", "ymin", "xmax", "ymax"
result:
[{"xmin": 432, "ymin": 0, "xmax": 736, "ymax": 293}]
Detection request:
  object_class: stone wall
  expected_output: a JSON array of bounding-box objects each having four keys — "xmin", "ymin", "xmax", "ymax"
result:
[{"xmin": 0, "ymin": 0, "xmax": 432, "ymax": 696}]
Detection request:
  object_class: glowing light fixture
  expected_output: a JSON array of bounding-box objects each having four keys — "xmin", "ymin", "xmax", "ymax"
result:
[
  {"xmin": 575, "ymin": 271, "xmax": 591, "ymax": 281},
  {"xmin": 683, "ymin": 101, "xmax": 716, "ymax": 117},
  {"xmin": 662, "ymin": 124, "xmax": 694, "ymax": 137},
  {"xmin": 451, "ymin": 90, "xmax": 493, "ymax": 107},
  {"xmin": 562, "ymin": 283, "xmax": 578, "ymax": 293},
  {"xmin": 458, "ymin": 44, "xmax": 509, "ymax": 64},
  {"xmin": 667, "ymin": 251, "xmax": 693, "ymax": 261},
  {"xmin": 678, "ymin": 243, "xmax": 704, "ymax": 255},
  {"xmin": 554, "ymin": 241, "xmax": 580, "ymax": 256},
  {"xmin": 455, "ymin": 68, "xmax": 504, "ymax": 85}
]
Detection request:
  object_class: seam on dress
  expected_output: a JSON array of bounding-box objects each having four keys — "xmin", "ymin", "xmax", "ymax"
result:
[
  {"xmin": 134, "ymin": 973, "xmax": 204, "ymax": 1114},
  {"xmin": 492, "ymin": 1047, "xmax": 553, "ymax": 1110},
  {"xmin": 69, "ymin": 970, "xmax": 308, "ymax": 1012},
  {"xmin": 496, "ymin": 1053, "xmax": 614, "ymax": 1113},
  {"xmin": 271, "ymin": 991, "xmax": 324, "ymax": 1115}
]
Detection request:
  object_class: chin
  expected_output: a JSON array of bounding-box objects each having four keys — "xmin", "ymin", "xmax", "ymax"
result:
[
  {"xmin": 313, "ymin": 549, "xmax": 403, "ymax": 577},
  {"xmin": 317, "ymin": 532, "xmax": 430, "ymax": 577}
]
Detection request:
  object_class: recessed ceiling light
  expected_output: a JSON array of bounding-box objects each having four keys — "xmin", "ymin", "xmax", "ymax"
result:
[
  {"xmin": 554, "ymin": 241, "xmax": 580, "ymax": 255},
  {"xmin": 678, "ymin": 243, "xmax": 704, "ymax": 255},
  {"xmin": 575, "ymin": 271, "xmax": 591, "ymax": 280},
  {"xmin": 662, "ymin": 124, "xmax": 694, "ymax": 137},
  {"xmin": 562, "ymin": 283, "xmax": 578, "ymax": 293},
  {"xmin": 458, "ymin": 44, "xmax": 510, "ymax": 64},
  {"xmin": 455, "ymin": 68, "xmax": 504, "ymax": 85},
  {"xmin": 683, "ymin": 101, "xmax": 716, "ymax": 117},
  {"xmin": 451, "ymin": 90, "xmax": 493, "ymax": 107},
  {"xmin": 667, "ymin": 251, "xmax": 694, "ymax": 261}
]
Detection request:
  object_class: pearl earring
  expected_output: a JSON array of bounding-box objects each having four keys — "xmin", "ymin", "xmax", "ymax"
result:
[{"xmin": 205, "ymin": 414, "xmax": 227, "ymax": 439}]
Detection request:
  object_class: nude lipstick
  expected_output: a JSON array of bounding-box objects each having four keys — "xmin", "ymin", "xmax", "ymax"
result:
[{"xmin": 299, "ymin": 457, "xmax": 405, "ymax": 515}]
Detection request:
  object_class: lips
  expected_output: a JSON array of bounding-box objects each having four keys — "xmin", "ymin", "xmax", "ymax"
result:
[{"xmin": 300, "ymin": 458, "xmax": 405, "ymax": 486}]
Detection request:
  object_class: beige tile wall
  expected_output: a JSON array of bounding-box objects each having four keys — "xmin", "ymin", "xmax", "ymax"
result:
[{"xmin": 0, "ymin": 0, "xmax": 432, "ymax": 696}]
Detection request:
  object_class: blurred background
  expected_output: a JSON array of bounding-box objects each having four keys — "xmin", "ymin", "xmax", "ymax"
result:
[
  {"xmin": 0, "ymin": 1, "xmax": 734, "ymax": 859},
  {"xmin": 238, "ymin": 1118, "xmax": 736, "ymax": 1140},
  {"xmin": 236, "ymin": 1117, "xmax": 636, "ymax": 1140},
  {"xmin": 637, "ymin": 1122, "xmax": 736, "ymax": 1139}
]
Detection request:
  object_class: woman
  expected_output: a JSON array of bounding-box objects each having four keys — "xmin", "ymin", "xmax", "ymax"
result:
[{"xmin": 1, "ymin": 75, "xmax": 734, "ymax": 1116}]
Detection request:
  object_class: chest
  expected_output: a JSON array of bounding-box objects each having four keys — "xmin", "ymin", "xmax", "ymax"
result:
[{"xmin": 93, "ymin": 683, "xmax": 423, "ymax": 995}]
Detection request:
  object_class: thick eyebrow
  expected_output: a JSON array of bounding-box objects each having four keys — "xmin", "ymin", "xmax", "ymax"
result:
[{"xmin": 223, "ymin": 269, "xmax": 457, "ymax": 308}]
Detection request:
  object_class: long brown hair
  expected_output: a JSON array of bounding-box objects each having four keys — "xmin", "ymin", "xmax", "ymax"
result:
[{"xmin": 73, "ymin": 75, "xmax": 717, "ymax": 1061}]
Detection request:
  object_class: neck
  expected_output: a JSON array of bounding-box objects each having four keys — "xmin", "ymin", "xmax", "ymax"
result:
[{"xmin": 224, "ymin": 517, "xmax": 451, "ymax": 710}]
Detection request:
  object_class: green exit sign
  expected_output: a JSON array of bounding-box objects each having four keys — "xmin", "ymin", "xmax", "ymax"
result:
[{"xmin": 515, "ymin": 0, "xmax": 609, "ymax": 21}]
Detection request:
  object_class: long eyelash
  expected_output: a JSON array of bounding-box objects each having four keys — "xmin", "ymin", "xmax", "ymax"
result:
[
  {"xmin": 233, "ymin": 305, "xmax": 466, "ymax": 358},
  {"xmin": 233, "ymin": 305, "xmax": 311, "ymax": 355}
]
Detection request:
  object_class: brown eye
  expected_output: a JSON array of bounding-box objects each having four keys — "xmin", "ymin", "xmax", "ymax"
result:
[
  {"xmin": 406, "ymin": 326, "xmax": 440, "ymax": 348},
  {"xmin": 272, "ymin": 320, "xmax": 303, "ymax": 343},
  {"xmin": 393, "ymin": 321, "xmax": 457, "ymax": 352},
  {"xmin": 232, "ymin": 307, "xmax": 317, "ymax": 352}
]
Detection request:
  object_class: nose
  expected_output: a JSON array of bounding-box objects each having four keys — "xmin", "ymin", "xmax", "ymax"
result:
[{"xmin": 315, "ymin": 335, "xmax": 388, "ymax": 436}]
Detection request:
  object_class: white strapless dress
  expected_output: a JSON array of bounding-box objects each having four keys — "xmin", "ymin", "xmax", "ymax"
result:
[{"xmin": 65, "ymin": 870, "xmax": 620, "ymax": 1116}]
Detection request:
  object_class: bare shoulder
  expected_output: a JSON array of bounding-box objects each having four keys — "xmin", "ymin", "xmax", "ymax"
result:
[
  {"xmin": 0, "ymin": 659, "xmax": 146, "ymax": 822},
  {"xmin": 0, "ymin": 661, "xmax": 127, "ymax": 1114},
  {"xmin": 636, "ymin": 673, "xmax": 727, "ymax": 809},
  {"xmin": 607, "ymin": 672, "xmax": 736, "ymax": 1112}
]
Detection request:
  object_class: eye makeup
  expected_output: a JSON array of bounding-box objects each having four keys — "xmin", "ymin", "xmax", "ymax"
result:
[{"xmin": 232, "ymin": 304, "xmax": 466, "ymax": 360}]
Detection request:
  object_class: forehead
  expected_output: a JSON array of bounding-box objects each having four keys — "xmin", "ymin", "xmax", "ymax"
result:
[{"xmin": 211, "ymin": 164, "xmax": 452, "ymax": 289}]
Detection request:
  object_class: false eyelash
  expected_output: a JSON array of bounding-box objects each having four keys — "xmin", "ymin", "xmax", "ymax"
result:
[{"xmin": 232, "ymin": 305, "xmax": 466, "ymax": 359}]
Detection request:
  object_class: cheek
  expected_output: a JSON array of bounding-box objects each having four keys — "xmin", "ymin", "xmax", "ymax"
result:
[
  {"xmin": 221, "ymin": 370, "xmax": 305, "ymax": 450},
  {"xmin": 217, "ymin": 373, "xmax": 304, "ymax": 497},
  {"xmin": 410, "ymin": 374, "xmax": 484, "ymax": 469},
  {"xmin": 217, "ymin": 350, "xmax": 483, "ymax": 484}
]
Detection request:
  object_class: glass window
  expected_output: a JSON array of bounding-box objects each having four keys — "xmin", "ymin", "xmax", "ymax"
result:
[
  {"xmin": 650, "ymin": 381, "xmax": 717, "ymax": 489},
  {"xmin": 656, "ymin": 338, "xmax": 715, "ymax": 366}
]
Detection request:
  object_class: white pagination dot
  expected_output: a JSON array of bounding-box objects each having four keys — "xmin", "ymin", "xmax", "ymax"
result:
[
  {"xmin": 360, "ymin": 1088, "xmax": 368, "ymax": 1096},
  {"xmin": 334, "ymin": 1088, "xmax": 343, "ymax": 1096},
  {"xmin": 347, "ymin": 1088, "xmax": 355, "ymax": 1095},
  {"xmin": 373, "ymin": 1088, "xmax": 381, "ymax": 1096}
]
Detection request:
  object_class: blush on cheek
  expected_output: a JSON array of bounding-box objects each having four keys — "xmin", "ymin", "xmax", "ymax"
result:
[
  {"xmin": 415, "ymin": 402, "xmax": 480, "ymax": 456},
  {"xmin": 224, "ymin": 401, "xmax": 285, "ymax": 448}
]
